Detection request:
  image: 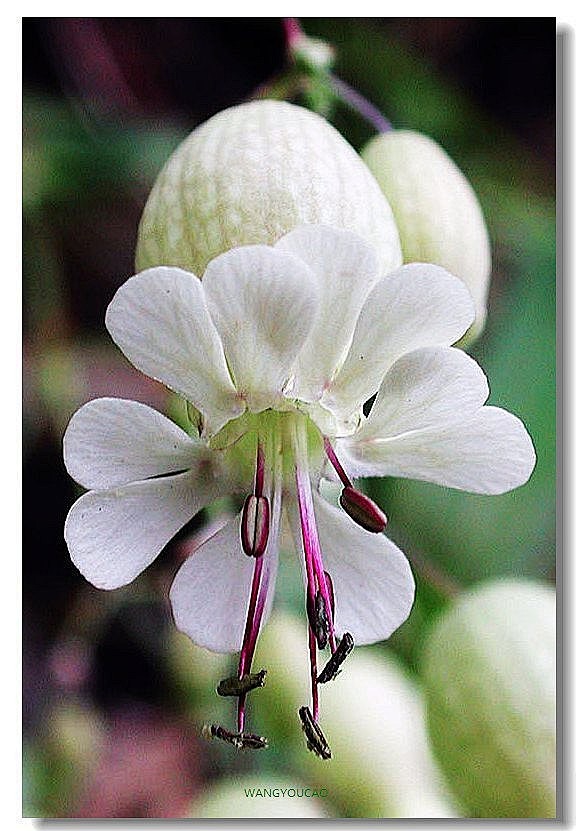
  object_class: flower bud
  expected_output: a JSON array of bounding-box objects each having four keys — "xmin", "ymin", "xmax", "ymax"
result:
[
  {"xmin": 136, "ymin": 100, "xmax": 401, "ymax": 277},
  {"xmin": 421, "ymin": 579, "xmax": 555, "ymax": 818},
  {"xmin": 362, "ymin": 130, "xmax": 491, "ymax": 341},
  {"xmin": 256, "ymin": 611, "xmax": 458, "ymax": 818}
]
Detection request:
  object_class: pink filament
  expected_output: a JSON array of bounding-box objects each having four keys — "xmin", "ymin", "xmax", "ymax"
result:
[
  {"xmin": 237, "ymin": 555, "xmax": 265, "ymax": 733},
  {"xmin": 255, "ymin": 441, "xmax": 265, "ymax": 498},
  {"xmin": 294, "ymin": 466, "xmax": 337, "ymax": 656},
  {"xmin": 323, "ymin": 437, "xmax": 352, "ymax": 488},
  {"xmin": 236, "ymin": 440, "xmax": 268, "ymax": 733}
]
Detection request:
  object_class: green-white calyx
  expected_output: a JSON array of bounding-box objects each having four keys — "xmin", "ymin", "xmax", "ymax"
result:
[
  {"xmin": 135, "ymin": 100, "xmax": 402, "ymax": 277},
  {"xmin": 422, "ymin": 580, "xmax": 555, "ymax": 818},
  {"xmin": 362, "ymin": 130, "xmax": 492, "ymax": 341}
]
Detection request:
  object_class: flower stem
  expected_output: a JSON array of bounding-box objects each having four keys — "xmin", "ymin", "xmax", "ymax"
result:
[
  {"xmin": 283, "ymin": 17, "xmax": 304, "ymax": 51},
  {"xmin": 328, "ymin": 73, "xmax": 393, "ymax": 133}
]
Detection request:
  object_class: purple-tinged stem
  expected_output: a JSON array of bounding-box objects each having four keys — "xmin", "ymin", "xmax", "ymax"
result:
[
  {"xmin": 329, "ymin": 73, "xmax": 393, "ymax": 133},
  {"xmin": 323, "ymin": 437, "xmax": 352, "ymax": 488}
]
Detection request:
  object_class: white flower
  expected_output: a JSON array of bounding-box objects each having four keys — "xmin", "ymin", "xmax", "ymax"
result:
[{"xmin": 63, "ymin": 224, "xmax": 535, "ymax": 751}]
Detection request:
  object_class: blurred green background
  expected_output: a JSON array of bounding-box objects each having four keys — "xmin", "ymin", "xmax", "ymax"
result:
[{"xmin": 23, "ymin": 18, "xmax": 555, "ymax": 818}]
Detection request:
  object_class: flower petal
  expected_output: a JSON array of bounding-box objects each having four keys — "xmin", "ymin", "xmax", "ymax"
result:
[
  {"xmin": 325, "ymin": 264, "xmax": 476, "ymax": 416},
  {"xmin": 105, "ymin": 267, "xmax": 244, "ymax": 437},
  {"xmin": 63, "ymin": 397, "xmax": 213, "ymax": 490},
  {"xmin": 356, "ymin": 346, "xmax": 489, "ymax": 441},
  {"xmin": 202, "ymin": 245, "xmax": 318, "ymax": 411},
  {"xmin": 64, "ymin": 471, "xmax": 219, "ymax": 589},
  {"xmin": 275, "ymin": 225, "xmax": 381, "ymax": 401},
  {"xmin": 169, "ymin": 511, "xmax": 279, "ymax": 653},
  {"xmin": 313, "ymin": 494, "xmax": 415, "ymax": 645},
  {"xmin": 339, "ymin": 406, "xmax": 536, "ymax": 495}
]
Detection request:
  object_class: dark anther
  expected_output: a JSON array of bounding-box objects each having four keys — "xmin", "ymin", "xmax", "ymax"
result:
[
  {"xmin": 317, "ymin": 632, "xmax": 354, "ymax": 684},
  {"xmin": 241, "ymin": 494, "xmax": 270, "ymax": 557},
  {"xmin": 307, "ymin": 590, "xmax": 329, "ymax": 650},
  {"xmin": 324, "ymin": 570, "xmax": 335, "ymax": 618},
  {"xmin": 217, "ymin": 669, "xmax": 267, "ymax": 697},
  {"xmin": 339, "ymin": 486, "xmax": 387, "ymax": 533},
  {"xmin": 202, "ymin": 723, "xmax": 268, "ymax": 750},
  {"xmin": 298, "ymin": 706, "xmax": 332, "ymax": 760}
]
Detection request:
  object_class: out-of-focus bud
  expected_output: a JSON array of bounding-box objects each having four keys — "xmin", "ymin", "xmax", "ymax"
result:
[
  {"xmin": 362, "ymin": 130, "xmax": 491, "ymax": 342},
  {"xmin": 187, "ymin": 775, "xmax": 331, "ymax": 818},
  {"xmin": 421, "ymin": 579, "xmax": 555, "ymax": 818},
  {"xmin": 48, "ymin": 703, "xmax": 104, "ymax": 773},
  {"xmin": 166, "ymin": 629, "xmax": 230, "ymax": 712},
  {"xmin": 256, "ymin": 612, "xmax": 458, "ymax": 818},
  {"xmin": 136, "ymin": 100, "xmax": 401, "ymax": 277},
  {"xmin": 291, "ymin": 33, "xmax": 335, "ymax": 72}
]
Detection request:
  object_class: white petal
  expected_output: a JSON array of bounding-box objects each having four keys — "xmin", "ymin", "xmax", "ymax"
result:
[
  {"xmin": 63, "ymin": 397, "xmax": 212, "ymax": 490},
  {"xmin": 313, "ymin": 494, "xmax": 415, "ymax": 645},
  {"xmin": 340, "ymin": 406, "xmax": 536, "ymax": 495},
  {"xmin": 275, "ymin": 225, "xmax": 381, "ymax": 401},
  {"xmin": 105, "ymin": 267, "xmax": 244, "ymax": 437},
  {"xmin": 203, "ymin": 245, "xmax": 318, "ymax": 411},
  {"xmin": 325, "ymin": 264, "xmax": 476, "ymax": 415},
  {"xmin": 169, "ymin": 511, "xmax": 279, "ymax": 654},
  {"xmin": 357, "ymin": 347, "xmax": 489, "ymax": 441},
  {"xmin": 64, "ymin": 471, "xmax": 220, "ymax": 589}
]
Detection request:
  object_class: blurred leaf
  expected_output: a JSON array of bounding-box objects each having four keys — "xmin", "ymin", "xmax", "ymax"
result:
[{"xmin": 23, "ymin": 95, "xmax": 186, "ymax": 213}]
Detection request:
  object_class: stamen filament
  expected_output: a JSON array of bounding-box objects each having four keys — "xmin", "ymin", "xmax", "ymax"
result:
[
  {"xmin": 237, "ymin": 555, "xmax": 264, "ymax": 733},
  {"xmin": 292, "ymin": 419, "xmax": 336, "ymax": 668},
  {"xmin": 323, "ymin": 437, "xmax": 352, "ymax": 488},
  {"xmin": 292, "ymin": 417, "xmax": 337, "ymax": 655},
  {"xmin": 308, "ymin": 625, "xmax": 319, "ymax": 722},
  {"xmin": 236, "ymin": 426, "xmax": 283, "ymax": 733},
  {"xmin": 255, "ymin": 440, "xmax": 265, "ymax": 497}
]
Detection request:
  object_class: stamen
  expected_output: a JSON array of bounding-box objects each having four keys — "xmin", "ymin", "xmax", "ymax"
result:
[
  {"xmin": 339, "ymin": 486, "xmax": 387, "ymax": 533},
  {"xmin": 236, "ymin": 554, "xmax": 264, "ymax": 732},
  {"xmin": 236, "ymin": 427, "xmax": 283, "ymax": 734},
  {"xmin": 323, "ymin": 437, "xmax": 352, "ymax": 488},
  {"xmin": 307, "ymin": 590, "xmax": 328, "ymax": 650},
  {"xmin": 202, "ymin": 724, "xmax": 268, "ymax": 750},
  {"xmin": 255, "ymin": 439, "xmax": 265, "ymax": 497},
  {"xmin": 292, "ymin": 415, "xmax": 338, "ymax": 727},
  {"xmin": 324, "ymin": 570, "xmax": 335, "ymax": 619},
  {"xmin": 293, "ymin": 423, "xmax": 337, "ymax": 656},
  {"xmin": 217, "ymin": 669, "xmax": 267, "ymax": 697},
  {"xmin": 241, "ymin": 494, "xmax": 270, "ymax": 557},
  {"xmin": 298, "ymin": 706, "xmax": 332, "ymax": 760},
  {"xmin": 308, "ymin": 624, "xmax": 319, "ymax": 721},
  {"xmin": 317, "ymin": 632, "xmax": 354, "ymax": 684},
  {"xmin": 324, "ymin": 438, "xmax": 388, "ymax": 532}
]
